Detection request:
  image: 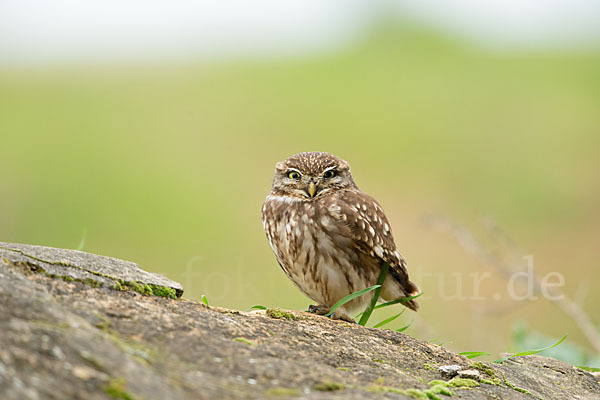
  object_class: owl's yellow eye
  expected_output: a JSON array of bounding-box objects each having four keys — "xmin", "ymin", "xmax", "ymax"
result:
[
  {"xmin": 287, "ymin": 171, "xmax": 301, "ymax": 180},
  {"xmin": 323, "ymin": 170, "xmax": 337, "ymax": 179}
]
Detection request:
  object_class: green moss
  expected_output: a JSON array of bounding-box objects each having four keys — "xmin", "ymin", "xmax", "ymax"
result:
[
  {"xmin": 423, "ymin": 363, "xmax": 434, "ymax": 370},
  {"xmin": 61, "ymin": 275, "xmax": 74, "ymax": 282},
  {"xmin": 480, "ymin": 378, "xmax": 502, "ymax": 386},
  {"xmin": 266, "ymin": 387, "xmax": 301, "ymax": 396},
  {"xmin": 502, "ymin": 378, "xmax": 531, "ymax": 394},
  {"xmin": 471, "ymin": 362, "xmax": 495, "ymax": 377},
  {"xmin": 497, "ymin": 370, "xmax": 532, "ymax": 395},
  {"xmin": 448, "ymin": 378, "xmax": 479, "ymax": 388},
  {"xmin": 233, "ymin": 337, "xmax": 255, "ymax": 346},
  {"xmin": 365, "ymin": 385, "xmax": 404, "ymax": 394},
  {"xmin": 113, "ymin": 281, "xmax": 123, "ymax": 291},
  {"xmin": 104, "ymin": 378, "xmax": 134, "ymax": 400},
  {"xmin": 428, "ymin": 384, "xmax": 453, "ymax": 396},
  {"xmin": 314, "ymin": 382, "xmax": 345, "ymax": 391},
  {"xmin": 94, "ymin": 321, "xmax": 112, "ymax": 332},
  {"xmin": 148, "ymin": 284, "xmax": 177, "ymax": 299},
  {"xmin": 372, "ymin": 358, "xmax": 386, "ymax": 364},
  {"xmin": 404, "ymin": 388, "xmax": 430, "ymax": 399},
  {"xmin": 142, "ymin": 284, "xmax": 153, "ymax": 295},
  {"xmin": 470, "ymin": 362, "xmax": 502, "ymax": 385},
  {"xmin": 336, "ymin": 367, "xmax": 351, "ymax": 371},
  {"xmin": 121, "ymin": 281, "xmax": 177, "ymax": 298},
  {"xmin": 428, "ymin": 380, "xmax": 449, "ymax": 387},
  {"xmin": 512, "ymin": 386, "xmax": 532, "ymax": 395},
  {"xmin": 266, "ymin": 308, "xmax": 298, "ymax": 320},
  {"xmin": 84, "ymin": 278, "xmax": 102, "ymax": 288},
  {"xmin": 125, "ymin": 281, "xmax": 144, "ymax": 294},
  {"xmin": 365, "ymin": 385, "xmax": 451, "ymax": 399}
]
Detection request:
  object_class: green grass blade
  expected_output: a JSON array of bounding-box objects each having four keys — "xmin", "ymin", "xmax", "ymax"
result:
[
  {"xmin": 245, "ymin": 305, "xmax": 267, "ymax": 311},
  {"xmin": 358, "ymin": 263, "xmax": 389, "ymax": 326},
  {"xmin": 493, "ymin": 335, "xmax": 567, "ymax": 364},
  {"xmin": 76, "ymin": 228, "xmax": 87, "ymax": 251},
  {"xmin": 576, "ymin": 366, "xmax": 600, "ymax": 372},
  {"xmin": 373, "ymin": 309, "xmax": 405, "ymax": 329},
  {"xmin": 396, "ymin": 321, "xmax": 413, "ymax": 333},
  {"xmin": 373, "ymin": 292, "xmax": 424, "ymax": 310},
  {"xmin": 324, "ymin": 284, "xmax": 382, "ymax": 317},
  {"xmin": 459, "ymin": 351, "xmax": 491, "ymax": 359},
  {"xmin": 201, "ymin": 294, "xmax": 210, "ymax": 307}
]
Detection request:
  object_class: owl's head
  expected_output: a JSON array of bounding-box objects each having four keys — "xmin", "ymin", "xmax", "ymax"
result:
[{"xmin": 270, "ymin": 152, "xmax": 358, "ymax": 199}]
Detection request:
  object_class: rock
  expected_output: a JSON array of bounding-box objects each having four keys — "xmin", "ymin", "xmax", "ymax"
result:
[
  {"xmin": 438, "ymin": 364, "xmax": 463, "ymax": 378},
  {"xmin": 458, "ymin": 369, "xmax": 481, "ymax": 380},
  {"xmin": 0, "ymin": 242, "xmax": 182, "ymax": 298},
  {"xmin": 1, "ymin": 243, "xmax": 599, "ymax": 399}
]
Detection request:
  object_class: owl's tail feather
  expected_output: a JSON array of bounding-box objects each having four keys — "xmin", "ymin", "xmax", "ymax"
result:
[
  {"xmin": 388, "ymin": 266, "xmax": 421, "ymax": 311},
  {"xmin": 402, "ymin": 280, "xmax": 421, "ymax": 311}
]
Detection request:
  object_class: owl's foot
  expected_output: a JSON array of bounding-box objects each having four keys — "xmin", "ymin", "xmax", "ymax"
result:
[
  {"xmin": 307, "ymin": 305, "xmax": 356, "ymax": 324},
  {"xmin": 307, "ymin": 304, "xmax": 330, "ymax": 315}
]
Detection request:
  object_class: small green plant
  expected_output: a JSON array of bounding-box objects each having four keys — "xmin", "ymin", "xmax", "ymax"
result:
[
  {"xmin": 323, "ymin": 262, "xmax": 423, "ymax": 328},
  {"xmin": 201, "ymin": 294, "xmax": 209, "ymax": 307},
  {"xmin": 577, "ymin": 365, "xmax": 600, "ymax": 372},
  {"xmin": 233, "ymin": 337, "xmax": 255, "ymax": 346},
  {"xmin": 76, "ymin": 228, "xmax": 87, "ymax": 251},
  {"xmin": 324, "ymin": 284, "xmax": 381, "ymax": 319},
  {"xmin": 373, "ymin": 309, "xmax": 405, "ymax": 328},
  {"xmin": 245, "ymin": 304, "xmax": 267, "ymax": 311},
  {"xmin": 372, "ymin": 291, "xmax": 424, "ymax": 311},
  {"xmin": 357, "ymin": 262, "xmax": 389, "ymax": 325},
  {"xmin": 494, "ymin": 334, "xmax": 567, "ymax": 363},
  {"xmin": 395, "ymin": 321, "xmax": 413, "ymax": 333},
  {"xmin": 458, "ymin": 351, "xmax": 491, "ymax": 359},
  {"xmin": 245, "ymin": 263, "xmax": 421, "ymax": 329}
]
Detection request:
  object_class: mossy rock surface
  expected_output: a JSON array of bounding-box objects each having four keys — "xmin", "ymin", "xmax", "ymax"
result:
[
  {"xmin": 0, "ymin": 242, "xmax": 182, "ymax": 298},
  {"xmin": 1, "ymin": 243, "xmax": 598, "ymax": 399}
]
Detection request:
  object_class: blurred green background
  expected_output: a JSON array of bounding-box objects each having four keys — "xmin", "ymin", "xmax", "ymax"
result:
[{"xmin": 1, "ymin": 20, "xmax": 599, "ymax": 366}]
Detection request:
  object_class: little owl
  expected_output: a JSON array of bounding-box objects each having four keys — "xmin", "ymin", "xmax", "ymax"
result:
[{"xmin": 262, "ymin": 152, "xmax": 421, "ymax": 322}]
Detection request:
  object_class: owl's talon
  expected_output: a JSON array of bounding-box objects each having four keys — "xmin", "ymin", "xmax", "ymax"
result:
[{"xmin": 307, "ymin": 304, "xmax": 330, "ymax": 315}]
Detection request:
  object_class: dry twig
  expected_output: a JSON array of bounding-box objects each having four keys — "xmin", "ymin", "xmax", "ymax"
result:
[{"xmin": 426, "ymin": 213, "xmax": 600, "ymax": 355}]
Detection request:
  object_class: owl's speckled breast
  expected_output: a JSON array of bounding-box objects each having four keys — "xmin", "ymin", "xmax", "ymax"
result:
[{"xmin": 262, "ymin": 193, "xmax": 376, "ymax": 311}]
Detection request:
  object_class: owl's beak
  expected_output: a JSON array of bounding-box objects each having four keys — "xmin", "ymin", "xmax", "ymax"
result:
[{"xmin": 307, "ymin": 181, "xmax": 317, "ymax": 198}]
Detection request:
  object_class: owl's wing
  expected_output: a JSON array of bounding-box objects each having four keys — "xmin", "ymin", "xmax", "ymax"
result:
[{"xmin": 327, "ymin": 190, "xmax": 421, "ymax": 311}]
